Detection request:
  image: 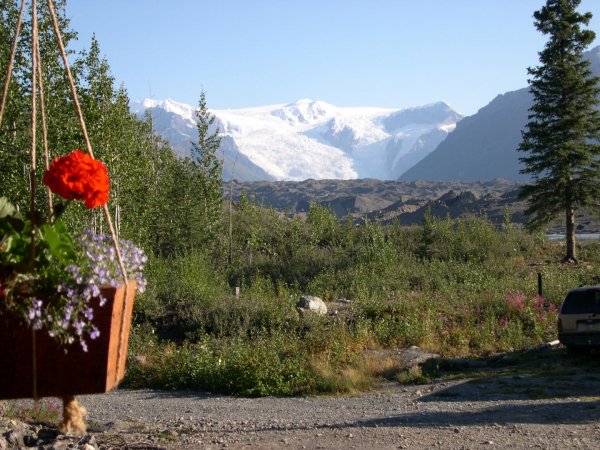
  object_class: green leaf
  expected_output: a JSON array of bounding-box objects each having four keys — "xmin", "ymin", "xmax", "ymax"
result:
[{"xmin": 40, "ymin": 221, "xmax": 77, "ymax": 264}]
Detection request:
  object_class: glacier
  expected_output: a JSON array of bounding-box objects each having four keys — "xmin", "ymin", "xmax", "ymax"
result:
[{"xmin": 132, "ymin": 98, "xmax": 462, "ymax": 181}]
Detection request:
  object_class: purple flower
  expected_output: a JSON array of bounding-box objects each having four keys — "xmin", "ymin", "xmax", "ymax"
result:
[
  {"xmin": 63, "ymin": 304, "xmax": 73, "ymax": 323},
  {"xmin": 89, "ymin": 326, "xmax": 100, "ymax": 340},
  {"xmin": 74, "ymin": 320, "xmax": 85, "ymax": 336},
  {"xmin": 27, "ymin": 298, "xmax": 42, "ymax": 320},
  {"xmin": 17, "ymin": 230, "xmax": 146, "ymax": 350},
  {"xmin": 84, "ymin": 307, "xmax": 94, "ymax": 321}
]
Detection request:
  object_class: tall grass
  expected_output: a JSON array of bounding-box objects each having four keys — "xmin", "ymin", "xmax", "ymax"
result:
[{"xmin": 125, "ymin": 209, "xmax": 600, "ymax": 396}]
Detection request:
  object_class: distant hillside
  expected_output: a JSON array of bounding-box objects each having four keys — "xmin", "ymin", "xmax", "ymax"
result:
[
  {"xmin": 224, "ymin": 178, "xmax": 600, "ymax": 233},
  {"xmin": 225, "ymin": 178, "xmax": 524, "ymax": 223},
  {"xmin": 400, "ymin": 88, "xmax": 532, "ymax": 181},
  {"xmin": 401, "ymin": 45, "xmax": 600, "ymax": 182}
]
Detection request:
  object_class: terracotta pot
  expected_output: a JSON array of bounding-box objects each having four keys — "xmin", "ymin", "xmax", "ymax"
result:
[{"xmin": 0, "ymin": 281, "xmax": 136, "ymax": 399}]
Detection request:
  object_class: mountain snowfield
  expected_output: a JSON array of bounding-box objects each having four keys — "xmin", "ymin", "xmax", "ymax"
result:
[{"xmin": 132, "ymin": 98, "xmax": 463, "ymax": 181}]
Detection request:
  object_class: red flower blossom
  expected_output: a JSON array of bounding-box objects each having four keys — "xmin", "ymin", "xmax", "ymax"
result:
[{"xmin": 43, "ymin": 149, "xmax": 110, "ymax": 208}]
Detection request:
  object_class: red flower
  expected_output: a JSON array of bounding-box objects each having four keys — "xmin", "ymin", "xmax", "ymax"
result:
[{"xmin": 43, "ymin": 149, "xmax": 110, "ymax": 208}]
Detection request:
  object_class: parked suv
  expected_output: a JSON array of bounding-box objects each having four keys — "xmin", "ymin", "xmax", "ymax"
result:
[{"xmin": 558, "ymin": 286, "xmax": 600, "ymax": 351}]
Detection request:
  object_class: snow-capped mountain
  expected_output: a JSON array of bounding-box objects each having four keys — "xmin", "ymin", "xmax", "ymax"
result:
[{"xmin": 132, "ymin": 98, "xmax": 462, "ymax": 181}]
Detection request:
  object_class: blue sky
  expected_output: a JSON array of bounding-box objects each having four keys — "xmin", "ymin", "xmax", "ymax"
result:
[{"xmin": 67, "ymin": 1, "xmax": 600, "ymax": 116}]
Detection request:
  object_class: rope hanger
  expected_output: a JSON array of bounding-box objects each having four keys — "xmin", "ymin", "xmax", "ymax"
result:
[{"xmin": 0, "ymin": 0, "xmax": 131, "ymax": 391}]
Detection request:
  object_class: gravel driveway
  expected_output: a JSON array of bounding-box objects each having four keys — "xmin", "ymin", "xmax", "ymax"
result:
[
  {"xmin": 77, "ymin": 374, "xmax": 600, "ymax": 449},
  {"xmin": 4, "ymin": 346, "xmax": 600, "ymax": 449}
]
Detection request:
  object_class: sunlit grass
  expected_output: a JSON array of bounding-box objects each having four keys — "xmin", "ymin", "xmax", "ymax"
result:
[{"xmin": 127, "ymin": 212, "xmax": 600, "ymax": 396}]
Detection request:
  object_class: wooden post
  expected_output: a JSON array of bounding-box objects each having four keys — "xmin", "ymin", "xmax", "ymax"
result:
[{"xmin": 538, "ymin": 272, "xmax": 543, "ymax": 297}]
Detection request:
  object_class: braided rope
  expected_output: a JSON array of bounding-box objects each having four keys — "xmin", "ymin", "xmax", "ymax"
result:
[
  {"xmin": 34, "ymin": 32, "xmax": 54, "ymax": 218},
  {"xmin": 0, "ymin": 0, "xmax": 26, "ymax": 128},
  {"xmin": 30, "ymin": 0, "xmax": 39, "ymax": 403},
  {"xmin": 45, "ymin": 0, "xmax": 130, "ymax": 384}
]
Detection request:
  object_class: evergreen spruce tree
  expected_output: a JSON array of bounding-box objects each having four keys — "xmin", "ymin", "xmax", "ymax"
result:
[
  {"xmin": 519, "ymin": 0, "xmax": 600, "ymax": 263},
  {"xmin": 191, "ymin": 89, "xmax": 223, "ymax": 247},
  {"xmin": 418, "ymin": 207, "xmax": 435, "ymax": 261}
]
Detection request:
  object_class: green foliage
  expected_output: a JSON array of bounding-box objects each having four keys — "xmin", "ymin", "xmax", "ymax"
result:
[
  {"xmin": 0, "ymin": 1, "xmax": 78, "ymax": 213},
  {"xmin": 126, "ymin": 202, "xmax": 600, "ymax": 396},
  {"xmin": 0, "ymin": 197, "xmax": 77, "ymax": 282},
  {"xmin": 126, "ymin": 332, "xmax": 317, "ymax": 396},
  {"xmin": 306, "ymin": 203, "xmax": 339, "ymax": 247},
  {"xmin": 134, "ymin": 250, "xmax": 229, "ymax": 340},
  {"xmin": 418, "ymin": 207, "xmax": 435, "ymax": 260}
]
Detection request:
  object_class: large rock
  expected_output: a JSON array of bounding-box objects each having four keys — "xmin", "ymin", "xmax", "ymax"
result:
[
  {"xmin": 397, "ymin": 346, "xmax": 440, "ymax": 369},
  {"xmin": 3, "ymin": 429, "xmax": 24, "ymax": 449},
  {"xmin": 296, "ymin": 295, "xmax": 327, "ymax": 315}
]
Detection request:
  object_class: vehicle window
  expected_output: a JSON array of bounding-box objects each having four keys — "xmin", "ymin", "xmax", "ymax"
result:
[{"xmin": 561, "ymin": 289, "xmax": 600, "ymax": 314}]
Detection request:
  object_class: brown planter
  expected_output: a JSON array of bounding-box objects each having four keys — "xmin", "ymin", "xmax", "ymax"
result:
[{"xmin": 0, "ymin": 281, "xmax": 136, "ymax": 400}]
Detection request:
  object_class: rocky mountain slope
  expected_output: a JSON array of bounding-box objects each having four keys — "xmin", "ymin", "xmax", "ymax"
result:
[
  {"xmin": 401, "ymin": 45, "xmax": 600, "ymax": 181},
  {"xmin": 400, "ymin": 88, "xmax": 532, "ymax": 181},
  {"xmin": 225, "ymin": 178, "xmax": 523, "ymax": 225},
  {"xmin": 224, "ymin": 178, "xmax": 600, "ymax": 232}
]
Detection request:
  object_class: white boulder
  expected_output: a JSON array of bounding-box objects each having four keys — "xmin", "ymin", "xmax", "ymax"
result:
[{"xmin": 296, "ymin": 295, "xmax": 327, "ymax": 316}]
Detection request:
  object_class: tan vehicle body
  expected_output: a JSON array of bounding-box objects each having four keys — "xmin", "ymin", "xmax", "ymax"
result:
[{"xmin": 558, "ymin": 286, "xmax": 600, "ymax": 349}]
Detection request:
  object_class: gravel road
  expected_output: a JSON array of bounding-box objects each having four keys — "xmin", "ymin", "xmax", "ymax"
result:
[
  {"xmin": 77, "ymin": 374, "xmax": 600, "ymax": 450},
  {"xmin": 4, "ymin": 347, "xmax": 600, "ymax": 449}
]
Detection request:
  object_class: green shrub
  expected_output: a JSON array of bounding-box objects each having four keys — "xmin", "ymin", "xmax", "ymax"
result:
[
  {"xmin": 134, "ymin": 250, "xmax": 230, "ymax": 340},
  {"xmin": 127, "ymin": 202, "xmax": 600, "ymax": 395},
  {"xmin": 125, "ymin": 330, "xmax": 365, "ymax": 396}
]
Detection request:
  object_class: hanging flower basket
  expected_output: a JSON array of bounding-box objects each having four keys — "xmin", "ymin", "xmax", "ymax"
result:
[
  {"xmin": 0, "ymin": 281, "xmax": 136, "ymax": 400},
  {"xmin": 0, "ymin": 2, "xmax": 146, "ymax": 428}
]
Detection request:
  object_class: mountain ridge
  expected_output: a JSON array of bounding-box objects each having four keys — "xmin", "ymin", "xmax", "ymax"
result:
[
  {"xmin": 132, "ymin": 98, "xmax": 463, "ymax": 182},
  {"xmin": 400, "ymin": 45, "xmax": 600, "ymax": 181}
]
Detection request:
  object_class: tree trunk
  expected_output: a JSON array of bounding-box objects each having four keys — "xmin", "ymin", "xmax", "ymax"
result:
[{"xmin": 564, "ymin": 205, "xmax": 577, "ymax": 263}]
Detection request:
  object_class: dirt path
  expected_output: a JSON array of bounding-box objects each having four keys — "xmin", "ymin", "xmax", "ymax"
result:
[
  {"xmin": 74, "ymin": 379, "xmax": 600, "ymax": 449},
  {"xmin": 3, "ymin": 347, "xmax": 600, "ymax": 449}
]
